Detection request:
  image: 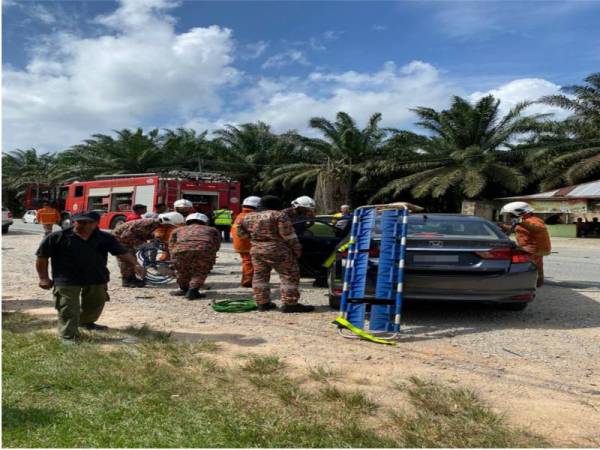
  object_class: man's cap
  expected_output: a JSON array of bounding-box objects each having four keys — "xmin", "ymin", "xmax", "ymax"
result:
[{"xmin": 72, "ymin": 211, "xmax": 101, "ymax": 222}]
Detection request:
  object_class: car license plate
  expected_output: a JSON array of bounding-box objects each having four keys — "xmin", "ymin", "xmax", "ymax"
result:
[{"xmin": 413, "ymin": 255, "xmax": 459, "ymax": 263}]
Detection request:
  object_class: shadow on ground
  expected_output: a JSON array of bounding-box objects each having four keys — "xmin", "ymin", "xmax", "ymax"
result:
[
  {"xmin": 2, "ymin": 406, "xmax": 63, "ymax": 430},
  {"xmin": 386, "ymin": 285, "xmax": 600, "ymax": 342}
]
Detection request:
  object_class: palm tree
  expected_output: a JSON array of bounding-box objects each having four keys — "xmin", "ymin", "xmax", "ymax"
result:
[
  {"xmin": 2, "ymin": 148, "xmax": 62, "ymax": 213},
  {"xmin": 213, "ymin": 122, "xmax": 295, "ymax": 196},
  {"xmin": 527, "ymin": 73, "xmax": 600, "ymax": 188},
  {"xmin": 60, "ymin": 128, "xmax": 164, "ymax": 179},
  {"xmin": 261, "ymin": 112, "xmax": 388, "ymax": 213},
  {"xmin": 160, "ymin": 128, "xmax": 211, "ymax": 171},
  {"xmin": 366, "ymin": 95, "xmax": 546, "ymax": 210}
]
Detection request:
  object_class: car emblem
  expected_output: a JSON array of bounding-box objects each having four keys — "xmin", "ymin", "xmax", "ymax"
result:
[{"xmin": 429, "ymin": 241, "xmax": 444, "ymax": 247}]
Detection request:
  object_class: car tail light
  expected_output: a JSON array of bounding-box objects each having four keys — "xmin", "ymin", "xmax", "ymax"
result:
[
  {"xmin": 332, "ymin": 288, "xmax": 342, "ymax": 295},
  {"xmin": 8, "ymin": 212, "xmax": 12, "ymax": 219},
  {"xmin": 510, "ymin": 250, "xmax": 531, "ymax": 264},
  {"xmin": 476, "ymin": 248, "xmax": 531, "ymax": 264},
  {"xmin": 476, "ymin": 248, "xmax": 512, "ymax": 260}
]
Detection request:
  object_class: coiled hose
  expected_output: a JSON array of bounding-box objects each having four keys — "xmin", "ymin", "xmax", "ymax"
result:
[{"xmin": 211, "ymin": 299, "xmax": 257, "ymax": 313}]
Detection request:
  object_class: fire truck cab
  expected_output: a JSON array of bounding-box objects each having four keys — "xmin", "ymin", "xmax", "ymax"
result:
[{"xmin": 63, "ymin": 172, "xmax": 241, "ymax": 229}]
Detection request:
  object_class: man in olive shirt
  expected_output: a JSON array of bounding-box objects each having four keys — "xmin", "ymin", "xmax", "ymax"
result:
[{"xmin": 36, "ymin": 212, "xmax": 145, "ymax": 342}]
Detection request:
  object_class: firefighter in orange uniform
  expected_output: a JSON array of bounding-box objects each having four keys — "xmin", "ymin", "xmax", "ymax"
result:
[
  {"xmin": 232, "ymin": 196, "xmax": 261, "ymax": 287},
  {"xmin": 153, "ymin": 212, "xmax": 185, "ymax": 261},
  {"xmin": 37, "ymin": 201, "xmax": 61, "ymax": 236},
  {"xmin": 500, "ymin": 202, "xmax": 551, "ymax": 287}
]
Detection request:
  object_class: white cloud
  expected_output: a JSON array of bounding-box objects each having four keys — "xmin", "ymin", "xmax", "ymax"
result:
[
  {"xmin": 431, "ymin": 1, "xmax": 598, "ymax": 40},
  {"xmin": 434, "ymin": 3, "xmax": 505, "ymax": 39},
  {"xmin": 229, "ymin": 60, "xmax": 458, "ymax": 135},
  {"xmin": 2, "ymin": 0, "xmax": 18, "ymax": 7},
  {"xmin": 261, "ymin": 50, "xmax": 309, "ymax": 69},
  {"xmin": 3, "ymin": 1, "xmax": 574, "ymax": 154},
  {"xmin": 469, "ymin": 78, "xmax": 569, "ymax": 120},
  {"xmin": 242, "ymin": 40, "xmax": 269, "ymax": 59},
  {"xmin": 372, "ymin": 24, "xmax": 387, "ymax": 32},
  {"xmin": 29, "ymin": 4, "xmax": 56, "ymax": 24},
  {"xmin": 3, "ymin": 0, "xmax": 238, "ymax": 152},
  {"xmin": 323, "ymin": 30, "xmax": 343, "ymax": 41}
]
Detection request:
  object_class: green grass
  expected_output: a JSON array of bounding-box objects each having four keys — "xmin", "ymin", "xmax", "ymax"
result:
[
  {"xmin": 389, "ymin": 377, "xmax": 549, "ymax": 447},
  {"xmin": 240, "ymin": 354, "xmax": 284, "ymax": 375},
  {"xmin": 123, "ymin": 324, "xmax": 172, "ymax": 342},
  {"xmin": 2, "ymin": 311, "xmax": 549, "ymax": 448},
  {"xmin": 307, "ymin": 364, "xmax": 341, "ymax": 382},
  {"xmin": 320, "ymin": 385, "xmax": 379, "ymax": 414}
]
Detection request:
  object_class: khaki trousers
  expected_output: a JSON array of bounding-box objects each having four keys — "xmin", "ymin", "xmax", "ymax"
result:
[{"xmin": 53, "ymin": 284, "xmax": 108, "ymax": 339}]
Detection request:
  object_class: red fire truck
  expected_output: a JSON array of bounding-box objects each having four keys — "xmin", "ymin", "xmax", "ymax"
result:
[{"xmin": 25, "ymin": 172, "xmax": 241, "ymax": 230}]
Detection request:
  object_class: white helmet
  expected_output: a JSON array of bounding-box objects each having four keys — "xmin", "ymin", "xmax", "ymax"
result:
[
  {"xmin": 174, "ymin": 199, "xmax": 193, "ymax": 209},
  {"xmin": 291, "ymin": 195, "xmax": 316, "ymax": 209},
  {"xmin": 500, "ymin": 201, "xmax": 534, "ymax": 217},
  {"xmin": 242, "ymin": 196, "xmax": 261, "ymax": 208},
  {"xmin": 158, "ymin": 212, "xmax": 185, "ymax": 225},
  {"xmin": 185, "ymin": 213, "xmax": 209, "ymax": 224}
]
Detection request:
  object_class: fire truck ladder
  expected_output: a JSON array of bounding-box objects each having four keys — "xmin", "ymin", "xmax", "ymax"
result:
[{"xmin": 334, "ymin": 203, "xmax": 421, "ymax": 344}]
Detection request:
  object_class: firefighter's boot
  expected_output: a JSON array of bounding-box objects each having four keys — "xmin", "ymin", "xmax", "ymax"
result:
[
  {"xmin": 184, "ymin": 288, "xmax": 206, "ymax": 300},
  {"xmin": 170, "ymin": 285, "xmax": 189, "ymax": 296}
]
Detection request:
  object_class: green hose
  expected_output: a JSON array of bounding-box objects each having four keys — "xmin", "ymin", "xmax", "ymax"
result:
[{"xmin": 211, "ymin": 299, "xmax": 257, "ymax": 313}]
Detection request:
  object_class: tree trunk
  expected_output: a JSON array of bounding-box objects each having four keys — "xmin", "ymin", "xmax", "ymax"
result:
[{"xmin": 314, "ymin": 162, "xmax": 351, "ymax": 214}]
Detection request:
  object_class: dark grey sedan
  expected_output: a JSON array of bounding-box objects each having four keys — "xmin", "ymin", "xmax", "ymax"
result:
[{"xmin": 328, "ymin": 214, "xmax": 538, "ymax": 311}]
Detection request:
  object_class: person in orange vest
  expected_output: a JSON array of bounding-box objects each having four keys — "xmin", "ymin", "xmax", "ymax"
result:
[
  {"xmin": 500, "ymin": 202, "xmax": 551, "ymax": 287},
  {"xmin": 153, "ymin": 212, "xmax": 185, "ymax": 261},
  {"xmin": 232, "ymin": 196, "xmax": 261, "ymax": 287},
  {"xmin": 37, "ymin": 201, "xmax": 61, "ymax": 236}
]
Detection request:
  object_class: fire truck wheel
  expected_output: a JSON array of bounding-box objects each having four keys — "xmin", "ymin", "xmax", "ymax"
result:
[{"xmin": 110, "ymin": 216, "xmax": 126, "ymax": 229}]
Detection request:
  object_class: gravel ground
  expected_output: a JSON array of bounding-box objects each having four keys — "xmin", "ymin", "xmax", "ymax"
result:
[{"xmin": 2, "ymin": 231, "xmax": 600, "ymax": 446}]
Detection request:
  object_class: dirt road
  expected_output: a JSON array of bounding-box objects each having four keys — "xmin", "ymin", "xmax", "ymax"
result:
[{"xmin": 3, "ymin": 231, "xmax": 599, "ymax": 446}]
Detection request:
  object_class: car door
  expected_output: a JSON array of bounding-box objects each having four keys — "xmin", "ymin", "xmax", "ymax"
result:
[{"xmin": 295, "ymin": 219, "xmax": 343, "ymax": 278}]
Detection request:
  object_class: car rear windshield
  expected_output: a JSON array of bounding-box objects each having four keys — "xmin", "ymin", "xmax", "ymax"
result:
[{"xmin": 374, "ymin": 216, "xmax": 502, "ymax": 240}]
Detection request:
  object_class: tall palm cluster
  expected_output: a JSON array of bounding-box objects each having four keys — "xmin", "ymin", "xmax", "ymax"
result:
[{"xmin": 3, "ymin": 73, "xmax": 599, "ymax": 214}]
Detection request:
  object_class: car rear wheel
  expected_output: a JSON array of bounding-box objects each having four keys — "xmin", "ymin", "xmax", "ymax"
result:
[
  {"xmin": 496, "ymin": 302, "xmax": 528, "ymax": 311},
  {"xmin": 110, "ymin": 216, "xmax": 126, "ymax": 229},
  {"xmin": 2, "ymin": 225, "xmax": 9, "ymax": 234},
  {"xmin": 329, "ymin": 294, "xmax": 340, "ymax": 310}
]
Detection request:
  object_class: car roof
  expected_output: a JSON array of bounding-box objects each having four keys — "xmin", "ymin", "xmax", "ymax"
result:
[
  {"xmin": 410, "ymin": 214, "xmax": 489, "ymax": 222},
  {"xmin": 294, "ymin": 214, "xmax": 490, "ymax": 222}
]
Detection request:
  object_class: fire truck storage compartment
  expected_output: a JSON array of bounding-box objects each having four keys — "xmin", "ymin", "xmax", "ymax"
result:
[
  {"xmin": 134, "ymin": 185, "xmax": 155, "ymax": 210},
  {"xmin": 87, "ymin": 188, "xmax": 110, "ymax": 212},
  {"xmin": 111, "ymin": 186, "xmax": 135, "ymax": 212},
  {"xmin": 181, "ymin": 190, "xmax": 219, "ymax": 209}
]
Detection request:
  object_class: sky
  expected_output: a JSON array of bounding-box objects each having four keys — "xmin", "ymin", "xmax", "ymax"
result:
[{"xmin": 2, "ymin": 0, "xmax": 599, "ymax": 153}]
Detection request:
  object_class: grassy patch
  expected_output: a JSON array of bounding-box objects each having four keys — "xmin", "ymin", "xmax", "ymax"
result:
[
  {"xmin": 2, "ymin": 311, "xmax": 55, "ymax": 333},
  {"xmin": 389, "ymin": 377, "xmax": 548, "ymax": 447},
  {"xmin": 2, "ymin": 312, "xmax": 549, "ymax": 448},
  {"xmin": 320, "ymin": 385, "xmax": 379, "ymax": 414},
  {"xmin": 307, "ymin": 364, "xmax": 341, "ymax": 382},
  {"xmin": 123, "ymin": 324, "xmax": 172, "ymax": 342},
  {"xmin": 241, "ymin": 354, "xmax": 284, "ymax": 375}
]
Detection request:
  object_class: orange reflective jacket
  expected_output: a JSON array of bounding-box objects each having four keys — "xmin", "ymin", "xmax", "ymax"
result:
[
  {"xmin": 514, "ymin": 216, "xmax": 552, "ymax": 256},
  {"xmin": 37, "ymin": 207, "xmax": 60, "ymax": 225},
  {"xmin": 232, "ymin": 207, "xmax": 254, "ymax": 253},
  {"xmin": 154, "ymin": 224, "xmax": 182, "ymax": 245}
]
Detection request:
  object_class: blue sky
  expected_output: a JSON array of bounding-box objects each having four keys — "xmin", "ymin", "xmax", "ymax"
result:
[{"xmin": 2, "ymin": 0, "xmax": 599, "ymax": 152}]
